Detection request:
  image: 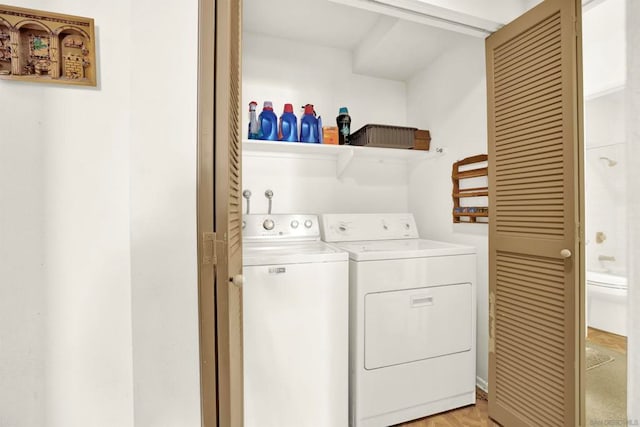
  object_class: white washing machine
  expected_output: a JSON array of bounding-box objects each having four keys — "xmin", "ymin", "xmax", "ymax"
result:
[
  {"xmin": 242, "ymin": 214, "xmax": 349, "ymax": 427},
  {"xmin": 320, "ymin": 213, "xmax": 477, "ymax": 427}
]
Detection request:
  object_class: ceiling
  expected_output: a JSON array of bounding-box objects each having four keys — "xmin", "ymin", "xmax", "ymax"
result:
[
  {"xmin": 242, "ymin": 0, "xmax": 539, "ymax": 81},
  {"xmin": 243, "ymin": 0, "xmax": 381, "ymax": 50},
  {"xmin": 411, "ymin": 0, "xmax": 542, "ymax": 24},
  {"xmin": 351, "ymin": 16, "xmax": 472, "ymax": 81}
]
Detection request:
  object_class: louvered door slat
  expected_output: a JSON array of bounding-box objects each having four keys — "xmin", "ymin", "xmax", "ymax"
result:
[
  {"xmin": 498, "ymin": 310, "xmax": 565, "ymax": 344},
  {"xmin": 497, "ymin": 84, "xmax": 561, "ymax": 111},
  {"xmin": 497, "ymin": 153, "xmax": 564, "ymax": 168},
  {"xmin": 496, "ymin": 100, "xmax": 563, "ymax": 127},
  {"xmin": 496, "ymin": 354, "xmax": 565, "ymax": 401},
  {"xmin": 496, "ymin": 333, "xmax": 564, "ymax": 376},
  {"xmin": 495, "ymin": 78, "xmax": 563, "ymax": 111},
  {"xmin": 499, "ymin": 151, "xmax": 562, "ymax": 167},
  {"xmin": 496, "ymin": 119, "xmax": 562, "ymax": 141},
  {"xmin": 497, "ymin": 346, "xmax": 565, "ymax": 384},
  {"xmin": 495, "ymin": 33, "xmax": 561, "ymax": 78},
  {"xmin": 486, "ymin": 0, "xmax": 584, "ymax": 425},
  {"xmin": 496, "ymin": 262, "xmax": 563, "ymax": 284},
  {"xmin": 496, "ymin": 270, "xmax": 564, "ymax": 292},
  {"xmin": 494, "ymin": 379, "xmax": 562, "ymax": 426},
  {"xmin": 495, "ymin": 80, "xmax": 561, "ymax": 110},
  {"xmin": 494, "ymin": 63, "xmax": 561, "ymax": 97},
  {"xmin": 496, "ymin": 134, "xmax": 562, "ymax": 155},
  {"xmin": 495, "ymin": 26, "xmax": 561, "ymax": 70},
  {"xmin": 496, "ymin": 165, "xmax": 563, "ymax": 179},
  {"xmin": 496, "ymin": 174, "xmax": 562, "ymax": 186},
  {"xmin": 225, "ymin": 0, "xmax": 242, "ymax": 266},
  {"xmin": 498, "ymin": 144, "xmax": 561, "ymax": 162},
  {"xmin": 497, "ymin": 95, "xmax": 562, "ymax": 126},
  {"xmin": 498, "ymin": 314, "xmax": 564, "ymax": 352},
  {"xmin": 497, "ymin": 186, "xmax": 563, "ymax": 196},
  {"xmin": 495, "ymin": 47, "xmax": 562, "ymax": 88},
  {"xmin": 497, "ymin": 281, "xmax": 565, "ymax": 309},
  {"xmin": 494, "ymin": 13, "xmax": 560, "ymax": 59},
  {"xmin": 494, "ymin": 271, "xmax": 564, "ymax": 295}
]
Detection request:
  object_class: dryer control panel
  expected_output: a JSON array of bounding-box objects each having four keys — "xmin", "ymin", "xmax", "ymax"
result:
[
  {"xmin": 320, "ymin": 213, "xmax": 419, "ymax": 242},
  {"xmin": 243, "ymin": 214, "xmax": 320, "ymax": 242}
]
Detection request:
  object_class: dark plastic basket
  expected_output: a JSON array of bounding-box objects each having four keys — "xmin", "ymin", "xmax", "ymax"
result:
[{"xmin": 349, "ymin": 124, "xmax": 417, "ymax": 149}]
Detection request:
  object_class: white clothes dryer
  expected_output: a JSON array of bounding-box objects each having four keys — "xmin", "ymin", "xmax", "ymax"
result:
[
  {"xmin": 242, "ymin": 214, "xmax": 349, "ymax": 427},
  {"xmin": 320, "ymin": 213, "xmax": 477, "ymax": 427}
]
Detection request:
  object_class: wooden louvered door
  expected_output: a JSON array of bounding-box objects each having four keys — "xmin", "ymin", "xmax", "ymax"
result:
[
  {"xmin": 197, "ymin": 0, "xmax": 217, "ymax": 424},
  {"xmin": 197, "ymin": 0, "xmax": 244, "ymax": 424},
  {"xmin": 215, "ymin": 0, "xmax": 244, "ymax": 424},
  {"xmin": 486, "ymin": 0, "xmax": 584, "ymax": 426}
]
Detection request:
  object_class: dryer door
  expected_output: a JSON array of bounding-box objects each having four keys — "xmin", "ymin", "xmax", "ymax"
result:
[{"xmin": 364, "ymin": 283, "xmax": 472, "ymax": 370}]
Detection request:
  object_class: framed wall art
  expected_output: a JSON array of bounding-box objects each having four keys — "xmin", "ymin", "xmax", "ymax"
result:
[{"xmin": 0, "ymin": 4, "xmax": 96, "ymax": 86}]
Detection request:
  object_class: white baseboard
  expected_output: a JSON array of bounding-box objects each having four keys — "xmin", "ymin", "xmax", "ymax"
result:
[{"xmin": 476, "ymin": 376, "xmax": 488, "ymax": 393}]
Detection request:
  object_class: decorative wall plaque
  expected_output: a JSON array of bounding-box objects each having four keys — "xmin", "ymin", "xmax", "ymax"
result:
[{"xmin": 0, "ymin": 4, "xmax": 96, "ymax": 86}]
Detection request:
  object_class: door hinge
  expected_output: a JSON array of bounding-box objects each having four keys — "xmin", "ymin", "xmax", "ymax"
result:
[
  {"xmin": 202, "ymin": 232, "xmax": 216, "ymax": 265},
  {"xmin": 489, "ymin": 291, "xmax": 496, "ymax": 354}
]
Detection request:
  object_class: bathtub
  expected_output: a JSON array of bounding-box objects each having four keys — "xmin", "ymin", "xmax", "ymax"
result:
[{"xmin": 586, "ymin": 271, "xmax": 628, "ymax": 336}]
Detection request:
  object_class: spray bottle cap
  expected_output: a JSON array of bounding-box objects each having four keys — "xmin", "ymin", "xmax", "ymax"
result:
[
  {"xmin": 249, "ymin": 101, "xmax": 257, "ymax": 110},
  {"xmin": 263, "ymin": 101, "xmax": 274, "ymax": 111},
  {"xmin": 283, "ymin": 103, "xmax": 294, "ymax": 113},
  {"xmin": 339, "ymin": 107, "xmax": 349, "ymax": 115},
  {"xmin": 303, "ymin": 104, "xmax": 315, "ymax": 115}
]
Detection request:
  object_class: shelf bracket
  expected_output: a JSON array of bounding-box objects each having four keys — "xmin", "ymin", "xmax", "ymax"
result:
[
  {"xmin": 336, "ymin": 148, "xmax": 354, "ymax": 178},
  {"xmin": 407, "ymin": 146, "xmax": 445, "ymax": 169}
]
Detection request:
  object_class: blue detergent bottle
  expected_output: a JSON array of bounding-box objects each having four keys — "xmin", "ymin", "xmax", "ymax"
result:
[
  {"xmin": 299, "ymin": 104, "xmax": 319, "ymax": 143},
  {"xmin": 278, "ymin": 103, "xmax": 298, "ymax": 142},
  {"xmin": 258, "ymin": 101, "xmax": 278, "ymax": 141}
]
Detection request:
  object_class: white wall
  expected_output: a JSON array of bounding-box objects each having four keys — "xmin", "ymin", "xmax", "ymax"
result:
[
  {"xmin": 584, "ymin": 89, "xmax": 626, "ymax": 147},
  {"xmin": 0, "ymin": 0, "xmax": 201, "ymax": 426},
  {"xmin": 0, "ymin": 0, "xmax": 135, "ymax": 425},
  {"xmin": 0, "ymin": 68, "xmax": 46, "ymax": 427},
  {"xmin": 582, "ymin": 0, "xmax": 628, "ymax": 277},
  {"xmin": 129, "ymin": 0, "xmax": 201, "ymax": 425},
  {"xmin": 626, "ymin": 0, "xmax": 640, "ymax": 420},
  {"xmin": 41, "ymin": 0, "xmax": 134, "ymax": 424},
  {"xmin": 583, "ymin": 0, "xmax": 626, "ymax": 98},
  {"xmin": 242, "ymin": 32, "xmax": 407, "ymax": 139},
  {"xmin": 584, "ymin": 91, "xmax": 627, "ymax": 275},
  {"xmin": 406, "ymin": 37, "xmax": 490, "ymax": 389},
  {"xmin": 242, "ymin": 154, "xmax": 410, "ymax": 215},
  {"xmin": 242, "ymin": 31, "xmax": 410, "ymax": 215}
]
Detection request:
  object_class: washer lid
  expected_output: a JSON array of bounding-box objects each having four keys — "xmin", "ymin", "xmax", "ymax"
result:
[
  {"xmin": 333, "ymin": 239, "xmax": 476, "ymax": 261},
  {"xmin": 243, "ymin": 241, "xmax": 348, "ymax": 266}
]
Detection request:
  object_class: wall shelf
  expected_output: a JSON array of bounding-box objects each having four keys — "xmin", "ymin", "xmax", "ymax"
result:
[
  {"xmin": 452, "ymin": 154, "xmax": 489, "ymax": 224},
  {"xmin": 243, "ymin": 139, "xmax": 444, "ymax": 177}
]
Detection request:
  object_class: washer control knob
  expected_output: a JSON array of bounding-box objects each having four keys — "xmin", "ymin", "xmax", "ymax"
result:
[
  {"xmin": 404, "ymin": 223, "xmax": 411, "ymax": 229},
  {"xmin": 263, "ymin": 219, "xmax": 275, "ymax": 230},
  {"xmin": 290, "ymin": 220, "xmax": 299, "ymax": 229},
  {"xmin": 304, "ymin": 219, "xmax": 313, "ymax": 229}
]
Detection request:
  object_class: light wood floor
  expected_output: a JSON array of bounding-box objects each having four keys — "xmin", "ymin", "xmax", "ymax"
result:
[
  {"xmin": 587, "ymin": 327, "xmax": 627, "ymax": 354},
  {"xmin": 397, "ymin": 392, "xmax": 492, "ymax": 427},
  {"xmin": 396, "ymin": 328, "xmax": 626, "ymax": 427}
]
